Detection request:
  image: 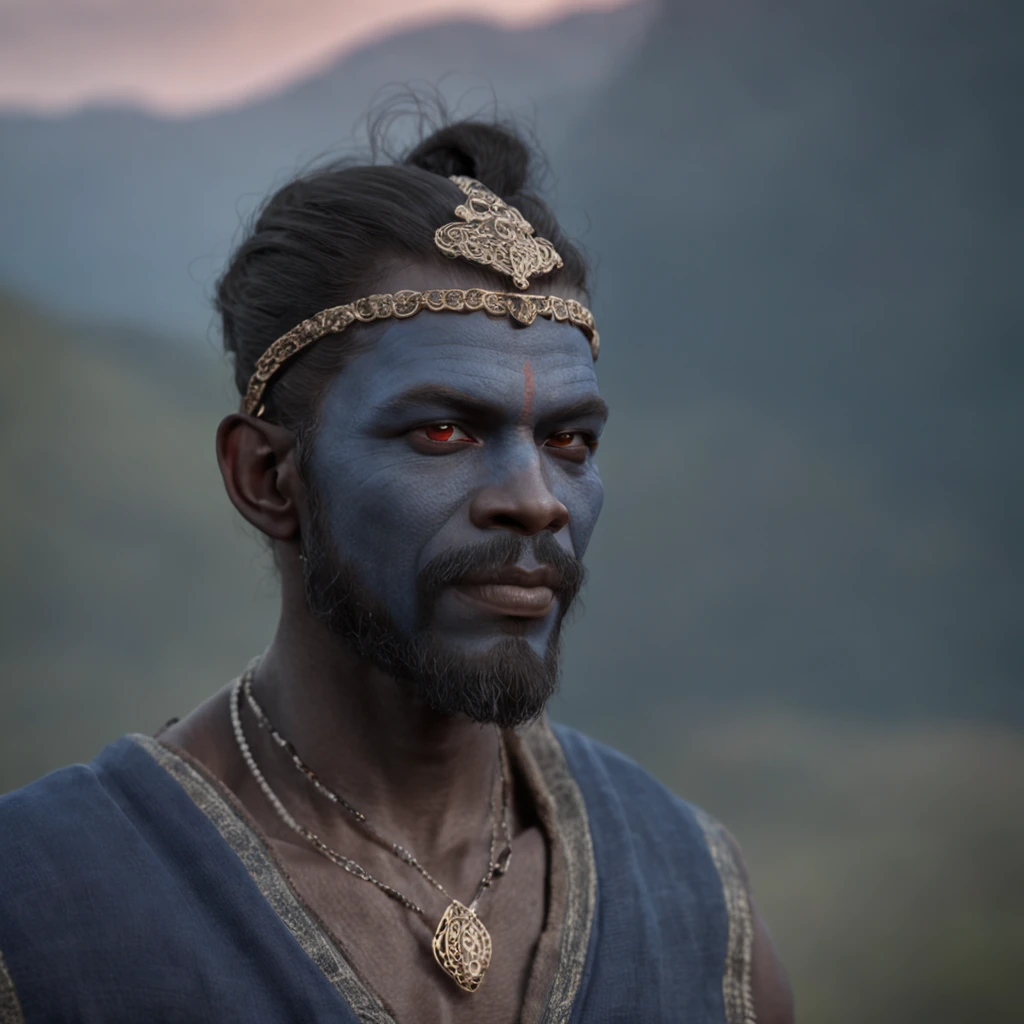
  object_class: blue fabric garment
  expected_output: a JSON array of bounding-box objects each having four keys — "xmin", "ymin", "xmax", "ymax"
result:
[
  {"xmin": 0, "ymin": 737, "xmax": 359, "ymax": 1023},
  {"xmin": 0, "ymin": 727, "xmax": 730, "ymax": 1022},
  {"xmin": 554, "ymin": 726, "xmax": 729, "ymax": 1023}
]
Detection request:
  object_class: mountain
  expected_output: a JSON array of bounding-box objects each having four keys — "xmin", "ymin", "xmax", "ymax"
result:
[
  {"xmin": 0, "ymin": 0, "xmax": 634, "ymax": 114},
  {"xmin": 0, "ymin": 1, "xmax": 656, "ymax": 335},
  {"xmin": 555, "ymin": 0, "xmax": 1023, "ymax": 731}
]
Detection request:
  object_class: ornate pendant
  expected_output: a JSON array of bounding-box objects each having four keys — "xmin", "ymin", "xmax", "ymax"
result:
[{"xmin": 431, "ymin": 900, "xmax": 492, "ymax": 992}]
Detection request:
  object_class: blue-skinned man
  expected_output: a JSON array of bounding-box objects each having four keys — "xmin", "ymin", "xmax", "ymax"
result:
[{"xmin": 0, "ymin": 122, "xmax": 793, "ymax": 1023}]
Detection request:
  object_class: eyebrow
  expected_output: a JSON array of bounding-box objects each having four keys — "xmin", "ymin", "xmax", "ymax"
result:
[
  {"xmin": 376, "ymin": 384, "xmax": 503, "ymax": 421},
  {"xmin": 539, "ymin": 394, "xmax": 610, "ymax": 425},
  {"xmin": 376, "ymin": 383, "xmax": 609, "ymax": 425}
]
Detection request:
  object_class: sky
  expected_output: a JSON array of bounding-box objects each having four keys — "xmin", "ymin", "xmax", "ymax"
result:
[{"xmin": 0, "ymin": 0, "xmax": 633, "ymax": 115}]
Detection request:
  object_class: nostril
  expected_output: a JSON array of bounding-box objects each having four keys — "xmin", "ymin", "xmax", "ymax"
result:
[{"xmin": 489, "ymin": 514, "xmax": 530, "ymax": 534}]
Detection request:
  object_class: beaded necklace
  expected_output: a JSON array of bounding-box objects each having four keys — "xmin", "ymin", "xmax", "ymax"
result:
[{"xmin": 230, "ymin": 662, "xmax": 511, "ymax": 992}]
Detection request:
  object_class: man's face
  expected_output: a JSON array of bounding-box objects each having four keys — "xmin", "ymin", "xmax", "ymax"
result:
[{"xmin": 301, "ymin": 306, "xmax": 607, "ymax": 726}]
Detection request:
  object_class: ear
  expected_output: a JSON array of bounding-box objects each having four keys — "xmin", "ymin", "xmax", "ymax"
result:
[{"xmin": 216, "ymin": 414, "xmax": 304, "ymax": 542}]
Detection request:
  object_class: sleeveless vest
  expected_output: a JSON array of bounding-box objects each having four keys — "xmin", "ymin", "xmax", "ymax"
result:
[{"xmin": 0, "ymin": 722, "xmax": 754, "ymax": 1023}]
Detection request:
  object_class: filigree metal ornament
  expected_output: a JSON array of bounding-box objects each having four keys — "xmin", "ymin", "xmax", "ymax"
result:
[
  {"xmin": 434, "ymin": 175, "xmax": 564, "ymax": 289},
  {"xmin": 432, "ymin": 900, "xmax": 493, "ymax": 992},
  {"xmin": 242, "ymin": 288, "xmax": 599, "ymax": 416}
]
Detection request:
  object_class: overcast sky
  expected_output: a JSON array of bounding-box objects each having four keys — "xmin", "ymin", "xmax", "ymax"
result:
[{"xmin": 0, "ymin": 0, "xmax": 632, "ymax": 115}]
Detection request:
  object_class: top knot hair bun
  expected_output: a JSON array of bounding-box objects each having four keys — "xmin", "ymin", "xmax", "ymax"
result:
[{"xmin": 404, "ymin": 122, "xmax": 531, "ymax": 197}]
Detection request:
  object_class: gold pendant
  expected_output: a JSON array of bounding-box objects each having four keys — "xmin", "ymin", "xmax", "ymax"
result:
[{"xmin": 431, "ymin": 900, "xmax": 492, "ymax": 992}]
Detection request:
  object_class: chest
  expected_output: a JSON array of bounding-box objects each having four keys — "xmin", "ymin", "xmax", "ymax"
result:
[{"xmin": 272, "ymin": 824, "xmax": 551, "ymax": 1024}]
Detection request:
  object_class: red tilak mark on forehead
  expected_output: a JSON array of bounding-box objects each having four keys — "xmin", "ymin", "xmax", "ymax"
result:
[{"xmin": 520, "ymin": 360, "xmax": 535, "ymax": 423}]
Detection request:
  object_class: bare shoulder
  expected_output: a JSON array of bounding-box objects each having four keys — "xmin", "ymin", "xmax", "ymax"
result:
[{"xmin": 719, "ymin": 824, "xmax": 796, "ymax": 1024}]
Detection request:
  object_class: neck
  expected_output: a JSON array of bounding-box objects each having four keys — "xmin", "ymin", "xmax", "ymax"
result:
[{"xmin": 246, "ymin": 556, "xmax": 503, "ymax": 856}]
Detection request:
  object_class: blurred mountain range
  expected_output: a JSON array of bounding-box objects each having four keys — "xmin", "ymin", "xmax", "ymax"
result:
[
  {"xmin": 1, "ymin": 0, "xmax": 1021, "ymax": 774},
  {"xmin": 0, "ymin": 0, "xmax": 629, "ymax": 113},
  {"xmin": 0, "ymin": 1, "xmax": 656, "ymax": 334},
  {"xmin": 557, "ymin": 0, "xmax": 1023, "ymax": 733}
]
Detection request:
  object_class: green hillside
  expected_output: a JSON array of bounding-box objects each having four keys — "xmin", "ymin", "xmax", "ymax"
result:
[
  {"xmin": 659, "ymin": 714, "xmax": 1024, "ymax": 1023},
  {"xmin": 0, "ymin": 293, "xmax": 278, "ymax": 789}
]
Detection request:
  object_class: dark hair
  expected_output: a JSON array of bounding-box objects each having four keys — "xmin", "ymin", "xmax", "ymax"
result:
[{"xmin": 216, "ymin": 120, "xmax": 589, "ymax": 437}]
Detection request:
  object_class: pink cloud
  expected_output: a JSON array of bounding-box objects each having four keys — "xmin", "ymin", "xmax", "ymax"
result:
[{"xmin": 0, "ymin": 0, "xmax": 636, "ymax": 115}]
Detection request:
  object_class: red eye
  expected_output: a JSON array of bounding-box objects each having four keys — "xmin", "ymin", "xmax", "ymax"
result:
[
  {"xmin": 419, "ymin": 423, "xmax": 474, "ymax": 444},
  {"xmin": 546, "ymin": 432, "xmax": 579, "ymax": 448}
]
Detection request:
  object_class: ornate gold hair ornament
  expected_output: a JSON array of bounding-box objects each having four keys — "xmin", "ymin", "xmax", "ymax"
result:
[
  {"xmin": 243, "ymin": 288, "xmax": 598, "ymax": 417},
  {"xmin": 434, "ymin": 176, "xmax": 563, "ymax": 289}
]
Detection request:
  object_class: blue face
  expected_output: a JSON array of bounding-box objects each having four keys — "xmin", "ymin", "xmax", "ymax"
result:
[{"xmin": 305, "ymin": 310, "xmax": 607, "ymax": 664}]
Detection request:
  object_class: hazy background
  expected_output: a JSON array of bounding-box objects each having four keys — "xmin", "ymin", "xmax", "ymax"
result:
[{"xmin": 1, "ymin": 0, "xmax": 1021, "ymax": 1020}]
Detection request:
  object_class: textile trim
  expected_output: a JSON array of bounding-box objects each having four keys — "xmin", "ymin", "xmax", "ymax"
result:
[
  {"xmin": 132, "ymin": 733, "xmax": 396, "ymax": 1024},
  {"xmin": 0, "ymin": 951, "xmax": 24, "ymax": 1024},
  {"xmin": 520, "ymin": 720, "xmax": 597, "ymax": 1024},
  {"xmin": 695, "ymin": 808, "xmax": 756, "ymax": 1024}
]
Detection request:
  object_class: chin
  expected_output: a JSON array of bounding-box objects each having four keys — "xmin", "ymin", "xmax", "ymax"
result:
[{"xmin": 405, "ymin": 634, "xmax": 562, "ymax": 729}]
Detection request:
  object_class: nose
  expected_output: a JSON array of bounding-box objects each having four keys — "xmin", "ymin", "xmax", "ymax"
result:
[{"xmin": 469, "ymin": 453, "xmax": 570, "ymax": 536}]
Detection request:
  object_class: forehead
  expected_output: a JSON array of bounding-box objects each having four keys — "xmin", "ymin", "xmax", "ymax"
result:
[{"xmin": 326, "ymin": 312, "xmax": 600, "ymax": 412}]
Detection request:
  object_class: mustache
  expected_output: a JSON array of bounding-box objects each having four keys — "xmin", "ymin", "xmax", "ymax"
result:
[{"xmin": 417, "ymin": 532, "xmax": 586, "ymax": 619}]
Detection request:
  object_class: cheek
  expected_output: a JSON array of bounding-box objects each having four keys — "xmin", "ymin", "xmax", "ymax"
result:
[
  {"xmin": 564, "ymin": 469, "xmax": 605, "ymax": 559},
  {"xmin": 309, "ymin": 440, "xmax": 468, "ymax": 580}
]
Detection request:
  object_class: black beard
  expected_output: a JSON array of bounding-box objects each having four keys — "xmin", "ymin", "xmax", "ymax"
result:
[{"xmin": 300, "ymin": 491, "xmax": 586, "ymax": 729}]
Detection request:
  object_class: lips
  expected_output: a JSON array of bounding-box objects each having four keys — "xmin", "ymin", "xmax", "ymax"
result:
[{"xmin": 453, "ymin": 565, "xmax": 560, "ymax": 618}]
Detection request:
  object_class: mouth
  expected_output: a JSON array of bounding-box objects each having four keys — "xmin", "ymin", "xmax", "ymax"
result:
[{"xmin": 452, "ymin": 565, "xmax": 559, "ymax": 619}]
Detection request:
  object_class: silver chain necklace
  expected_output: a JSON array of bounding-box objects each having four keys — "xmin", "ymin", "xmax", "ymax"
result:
[{"xmin": 230, "ymin": 662, "xmax": 511, "ymax": 992}]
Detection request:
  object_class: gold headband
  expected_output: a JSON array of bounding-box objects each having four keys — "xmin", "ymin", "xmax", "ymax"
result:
[
  {"xmin": 242, "ymin": 176, "xmax": 593, "ymax": 417},
  {"xmin": 243, "ymin": 288, "xmax": 599, "ymax": 416}
]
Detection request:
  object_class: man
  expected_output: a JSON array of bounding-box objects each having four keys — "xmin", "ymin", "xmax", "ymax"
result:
[{"xmin": 0, "ymin": 121, "xmax": 793, "ymax": 1022}]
